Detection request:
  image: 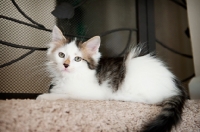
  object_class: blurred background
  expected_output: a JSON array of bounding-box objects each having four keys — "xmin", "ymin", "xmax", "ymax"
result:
[{"xmin": 0, "ymin": 0, "xmax": 194, "ymax": 98}]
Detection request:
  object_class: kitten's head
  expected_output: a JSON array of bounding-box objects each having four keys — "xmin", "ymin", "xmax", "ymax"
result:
[{"xmin": 47, "ymin": 25, "xmax": 101, "ymax": 76}]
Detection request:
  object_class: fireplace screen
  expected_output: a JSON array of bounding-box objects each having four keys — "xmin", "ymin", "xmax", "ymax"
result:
[{"xmin": 0, "ymin": 0, "xmax": 137, "ymax": 94}]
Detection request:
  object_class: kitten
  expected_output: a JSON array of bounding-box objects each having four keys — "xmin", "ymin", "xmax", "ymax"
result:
[{"xmin": 37, "ymin": 25, "xmax": 187, "ymax": 132}]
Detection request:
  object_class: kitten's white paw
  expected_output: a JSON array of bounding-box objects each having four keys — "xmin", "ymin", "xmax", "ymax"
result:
[
  {"xmin": 36, "ymin": 94, "xmax": 51, "ymax": 100},
  {"xmin": 36, "ymin": 93, "xmax": 69, "ymax": 100}
]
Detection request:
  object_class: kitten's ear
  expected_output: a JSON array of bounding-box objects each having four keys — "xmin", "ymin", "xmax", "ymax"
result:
[
  {"xmin": 52, "ymin": 25, "xmax": 65, "ymax": 42},
  {"xmin": 83, "ymin": 36, "xmax": 100, "ymax": 55}
]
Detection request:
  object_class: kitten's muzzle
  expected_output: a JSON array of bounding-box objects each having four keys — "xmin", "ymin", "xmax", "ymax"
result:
[{"xmin": 63, "ymin": 63, "xmax": 69, "ymax": 68}]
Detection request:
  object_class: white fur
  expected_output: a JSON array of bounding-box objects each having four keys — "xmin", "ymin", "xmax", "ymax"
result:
[
  {"xmin": 111, "ymin": 53, "xmax": 178, "ymax": 104},
  {"xmin": 37, "ymin": 26, "xmax": 180, "ymax": 104}
]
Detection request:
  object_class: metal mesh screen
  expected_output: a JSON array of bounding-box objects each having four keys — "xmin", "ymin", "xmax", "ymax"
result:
[
  {"xmin": 0, "ymin": 1, "xmax": 56, "ymax": 93},
  {"xmin": 0, "ymin": 0, "xmax": 137, "ymax": 94}
]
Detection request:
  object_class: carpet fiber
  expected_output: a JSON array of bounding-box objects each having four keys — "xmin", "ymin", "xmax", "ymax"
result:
[{"xmin": 0, "ymin": 99, "xmax": 200, "ymax": 132}]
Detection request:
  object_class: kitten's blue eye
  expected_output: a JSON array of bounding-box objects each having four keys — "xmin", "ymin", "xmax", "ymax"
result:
[
  {"xmin": 58, "ymin": 52, "xmax": 65, "ymax": 58},
  {"xmin": 74, "ymin": 56, "xmax": 82, "ymax": 62}
]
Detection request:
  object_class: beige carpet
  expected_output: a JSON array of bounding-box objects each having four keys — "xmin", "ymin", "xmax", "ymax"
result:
[{"xmin": 0, "ymin": 99, "xmax": 199, "ymax": 132}]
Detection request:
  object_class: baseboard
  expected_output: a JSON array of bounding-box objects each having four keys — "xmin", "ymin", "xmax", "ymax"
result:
[{"xmin": 0, "ymin": 93, "xmax": 41, "ymax": 100}]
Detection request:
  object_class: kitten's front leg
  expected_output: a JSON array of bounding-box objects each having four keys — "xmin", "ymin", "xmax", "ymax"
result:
[{"xmin": 36, "ymin": 93, "xmax": 69, "ymax": 100}]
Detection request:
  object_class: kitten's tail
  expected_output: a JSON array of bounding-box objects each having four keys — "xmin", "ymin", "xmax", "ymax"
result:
[
  {"xmin": 125, "ymin": 43, "xmax": 187, "ymax": 132},
  {"xmin": 124, "ymin": 43, "xmax": 155, "ymax": 62},
  {"xmin": 141, "ymin": 79, "xmax": 187, "ymax": 132}
]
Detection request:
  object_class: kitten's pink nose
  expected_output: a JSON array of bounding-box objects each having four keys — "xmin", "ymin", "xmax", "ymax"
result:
[{"xmin": 63, "ymin": 63, "xmax": 69, "ymax": 68}]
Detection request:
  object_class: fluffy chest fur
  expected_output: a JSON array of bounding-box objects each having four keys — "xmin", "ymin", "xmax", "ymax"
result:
[{"xmin": 50, "ymin": 66, "xmax": 112, "ymax": 100}]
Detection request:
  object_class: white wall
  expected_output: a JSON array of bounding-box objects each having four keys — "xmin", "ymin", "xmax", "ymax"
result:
[{"xmin": 187, "ymin": 0, "xmax": 200, "ymax": 99}]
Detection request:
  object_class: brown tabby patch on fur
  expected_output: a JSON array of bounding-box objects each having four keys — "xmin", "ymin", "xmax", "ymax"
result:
[
  {"xmin": 96, "ymin": 57, "xmax": 126, "ymax": 91},
  {"xmin": 51, "ymin": 37, "xmax": 69, "ymax": 53},
  {"xmin": 79, "ymin": 42, "xmax": 97, "ymax": 70}
]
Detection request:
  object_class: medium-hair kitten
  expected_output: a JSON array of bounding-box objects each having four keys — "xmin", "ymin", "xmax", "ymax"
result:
[{"xmin": 37, "ymin": 25, "xmax": 187, "ymax": 132}]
